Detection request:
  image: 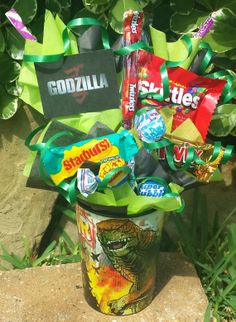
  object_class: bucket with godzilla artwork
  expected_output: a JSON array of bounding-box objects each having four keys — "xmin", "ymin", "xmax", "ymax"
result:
[{"xmin": 76, "ymin": 202, "xmax": 165, "ymax": 316}]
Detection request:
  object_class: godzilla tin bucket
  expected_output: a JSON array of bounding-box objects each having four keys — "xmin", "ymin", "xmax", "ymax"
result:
[{"xmin": 76, "ymin": 202, "xmax": 165, "ymax": 316}]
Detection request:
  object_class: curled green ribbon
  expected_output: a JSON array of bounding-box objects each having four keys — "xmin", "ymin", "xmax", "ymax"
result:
[
  {"xmin": 139, "ymin": 62, "xmax": 170, "ymax": 102},
  {"xmin": 25, "ymin": 126, "xmax": 134, "ymax": 204},
  {"xmin": 114, "ymin": 41, "xmax": 150, "ymax": 56},
  {"xmin": 197, "ymin": 41, "xmax": 214, "ymax": 75},
  {"xmin": 23, "ymin": 17, "xmax": 111, "ymax": 62},
  {"xmin": 206, "ymin": 70, "xmax": 235, "ymax": 104},
  {"xmin": 165, "ymin": 35, "xmax": 193, "ymax": 68}
]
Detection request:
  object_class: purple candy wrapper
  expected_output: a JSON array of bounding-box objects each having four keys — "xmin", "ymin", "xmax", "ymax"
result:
[
  {"xmin": 194, "ymin": 16, "xmax": 214, "ymax": 38},
  {"xmin": 5, "ymin": 8, "xmax": 37, "ymax": 41}
]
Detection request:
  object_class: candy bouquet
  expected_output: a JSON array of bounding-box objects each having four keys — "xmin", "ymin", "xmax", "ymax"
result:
[{"xmin": 18, "ymin": 9, "xmax": 234, "ymax": 316}]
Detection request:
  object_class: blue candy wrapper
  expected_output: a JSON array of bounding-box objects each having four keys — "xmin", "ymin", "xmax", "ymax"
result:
[
  {"xmin": 134, "ymin": 109, "xmax": 166, "ymax": 143},
  {"xmin": 137, "ymin": 180, "xmax": 166, "ymax": 198},
  {"xmin": 77, "ymin": 168, "xmax": 98, "ymax": 197}
]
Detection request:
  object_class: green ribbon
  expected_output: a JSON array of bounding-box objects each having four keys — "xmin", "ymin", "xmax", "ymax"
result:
[
  {"xmin": 114, "ymin": 41, "xmax": 150, "ymax": 55},
  {"xmin": 25, "ymin": 125, "xmax": 135, "ymax": 204},
  {"xmin": 23, "ymin": 17, "xmax": 111, "ymax": 62},
  {"xmin": 165, "ymin": 35, "xmax": 193, "ymax": 68},
  {"xmin": 197, "ymin": 41, "xmax": 214, "ymax": 75},
  {"xmin": 206, "ymin": 70, "xmax": 235, "ymax": 104},
  {"xmin": 139, "ymin": 62, "xmax": 170, "ymax": 102},
  {"xmin": 25, "ymin": 124, "xmax": 47, "ymax": 151}
]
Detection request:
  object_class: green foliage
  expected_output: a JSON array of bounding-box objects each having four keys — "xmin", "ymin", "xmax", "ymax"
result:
[
  {"xmin": 0, "ymin": 205, "xmax": 80, "ymax": 270},
  {"xmin": 0, "ymin": 0, "xmax": 236, "ymax": 136},
  {"xmin": 0, "ymin": 232, "xmax": 80, "ymax": 270},
  {"xmin": 174, "ymin": 188, "xmax": 236, "ymax": 321}
]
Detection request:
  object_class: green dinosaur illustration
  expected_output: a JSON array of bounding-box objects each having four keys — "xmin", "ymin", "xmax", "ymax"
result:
[{"xmin": 96, "ymin": 219, "xmax": 159, "ymax": 315}]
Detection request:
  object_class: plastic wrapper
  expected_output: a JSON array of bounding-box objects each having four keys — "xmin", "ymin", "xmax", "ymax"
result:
[
  {"xmin": 77, "ymin": 168, "xmax": 98, "ymax": 197},
  {"xmin": 121, "ymin": 10, "xmax": 144, "ymax": 129},
  {"xmin": 134, "ymin": 109, "xmax": 166, "ymax": 143},
  {"xmin": 41, "ymin": 130, "xmax": 138, "ymax": 185},
  {"xmin": 137, "ymin": 50, "xmax": 226, "ymax": 141},
  {"xmin": 137, "ymin": 180, "xmax": 166, "ymax": 197}
]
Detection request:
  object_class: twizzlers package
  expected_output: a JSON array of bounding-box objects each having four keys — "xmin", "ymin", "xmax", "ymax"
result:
[
  {"xmin": 138, "ymin": 50, "xmax": 226, "ymax": 141},
  {"xmin": 121, "ymin": 10, "xmax": 144, "ymax": 129}
]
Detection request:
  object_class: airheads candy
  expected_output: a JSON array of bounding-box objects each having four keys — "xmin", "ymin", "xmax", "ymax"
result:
[
  {"xmin": 42, "ymin": 130, "xmax": 138, "ymax": 185},
  {"xmin": 137, "ymin": 50, "xmax": 226, "ymax": 142}
]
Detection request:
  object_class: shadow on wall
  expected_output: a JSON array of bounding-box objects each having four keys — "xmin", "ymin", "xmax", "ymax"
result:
[{"xmin": 0, "ymin": 105, "xmax": 45, "ymax": 149}]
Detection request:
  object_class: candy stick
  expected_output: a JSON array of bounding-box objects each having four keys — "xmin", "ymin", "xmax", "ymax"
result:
[
  {"xmin": 189, "ymin": 16, "xmax": 214, "ymax": 73},
  {"xmin": 194, "ymin": 16, "xmax": 214, "ymax": 39},
  {"xmin": 5, "ymin": 8, "xmax": 37, "ymax": 41},
  {"xmin": 121, "ymin": 10, "xmax": 144, "ymax": 129}
]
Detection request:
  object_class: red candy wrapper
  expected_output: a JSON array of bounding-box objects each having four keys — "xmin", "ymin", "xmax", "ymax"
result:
[
  {"xmin": 138, "ymin": 50, "xmax": 226, "ymax": 141},
  {"xmin": 121, "ymin": 10, "xmax": 144, "ymax": 129}
]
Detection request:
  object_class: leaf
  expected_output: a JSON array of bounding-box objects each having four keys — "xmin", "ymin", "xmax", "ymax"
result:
[
  {"xmin": 0, "ymin": 53, "xmax": 21, "ymax": 84},
  {"xmin": 0, "ymin": 84, "xmax": 18, "ymax": 119},
  {"xmin": 230, "ymin": 126, "xmax": 236, "ymax": 136},
  {"xmin": 170, "ymin": 9, "xmax": 208, "ymax": 34},
  {"xmin": 56, "ymin": 204, "xmax": 76, "ymax": 222},
  {"xmin": 170, "ymin": 0, "xmax": 194, "ymax": 14},
  {"xmin": 209, "ymin": 104, "xmax": 236, "ymax": 136},
  {"xmin": 227, "ymin": 224, "xmax": 236, "ymax": 267},
  {"xmin": 108, "ymin": 0, "xmax": 142, "ymax": 34},
  {"xmin": 226, "ymin": 295, "xmax": 236, "ymax": 309},
  {"xmin": 13, "ymin": 0, "xmax": 37, "ymax": 24},
  {"xmin": 83, "ymin": 0, "xmax": 112, "ymax": 15},
  {"xmin": 213, "ymin": 56, "xmax": 236, "ymax": 70},
  {"xmin": 196, "ymin": 0, "xmax": 236, "ymax": 10},
  {"xmin": 226, "ymin": 48, "xmax": 236, "ymax": 60},
  {"xmin": 45, "ymin": 0, "xmax": 61, "ymax": 13},
  {"xmin": 0, "ymin": 4, "xmax": 11, "ymax": 23},
  {"xmin": 5, "ymin": 81, "xmax": 23, "ymax": 97},
  {"xmin": 152, "ymin": 3, "xmax": 174, "ymax": 32},
  {"xmin": 204, "ymin": 33, "xmax": 234, "ymax": 53},
  {"xmin": 209, "ymin": 9, "xmax": 236, "ymax": 50},
  {"xmin": 32, "ymin": 240, "xmax": 57, "ymax": 267},
  {"xmin": 136, "ymin": 0, "xmax": 150, "ymax": 8},
  {"xmin": 5, "ymin": 26, "xmax": 25, "ymax": 60},
  {"xmin": 0, "ymin": 29, "xmax": 5, "ymax": 53},
  {"xmin": 0, "ymin": 244, "xmax": 25, "ymax": 269},
  {"xmin": 204, "ymin": 302, "xmax": 212, "ymax": 322}
]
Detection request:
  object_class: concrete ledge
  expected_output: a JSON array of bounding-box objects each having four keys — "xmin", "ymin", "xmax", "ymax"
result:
[{"xmin": 0, "ymin": 253, "xmax": 208, "ymax": 322}]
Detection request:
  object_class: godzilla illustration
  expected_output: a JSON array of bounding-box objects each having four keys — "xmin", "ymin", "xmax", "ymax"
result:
[{"xmin": 96, "ymin": 219, "xmax": 159, "ymax": 315}]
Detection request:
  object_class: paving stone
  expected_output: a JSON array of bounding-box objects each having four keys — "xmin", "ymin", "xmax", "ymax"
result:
[{"xmin": 0, "ymin": 252, "xmax": 208, "ymax": 322}]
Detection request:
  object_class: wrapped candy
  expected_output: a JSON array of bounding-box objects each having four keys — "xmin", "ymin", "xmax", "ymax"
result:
[
  {"xmin": 134, "ymin": 109, "xmax": 166, "ymax": 143},
  {"xmin": 137, "ymin": 180, "xmax": 166, "ymax": 197},
  {"xmin": 121, "ymin": 10, "xmax": 144, "ymax": 129},
  {"xmin": 137, "ymin": 50, "xmax": 226, "ymax": 142},
  {"xmin": 41, "ymin": 130, "xmax": 138, "ymax": 185},
  {"xmin": 77, "ymin": 168, "xmax": 98, "ymax": 197}
]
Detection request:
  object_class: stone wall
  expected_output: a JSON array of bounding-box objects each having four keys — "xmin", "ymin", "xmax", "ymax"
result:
[{"xmin": 0, "ymin": 105, "xmax": 58, "ymax": 266}]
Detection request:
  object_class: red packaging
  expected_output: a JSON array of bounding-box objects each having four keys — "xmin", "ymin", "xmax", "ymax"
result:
[
  {"xmin": 121, "ymin": 10, "xmax": 144, "ymax": 129},
  {"xmin": 137, "ymin": 50, "xmax": 226, "ymax": 141}
]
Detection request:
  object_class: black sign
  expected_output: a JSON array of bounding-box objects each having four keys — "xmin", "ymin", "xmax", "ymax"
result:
[{"xmin": 35, "ymin": 49, "xmax": 120, "ymax": 118}]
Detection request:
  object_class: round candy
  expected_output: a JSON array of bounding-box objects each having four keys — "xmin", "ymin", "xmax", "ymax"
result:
[
  {"xmin": 137, "ymin": 180, "xmax": 166, "ymax": 198},
  {"xmin": 77, "ymin": 168, "xmax": 98, "ymax": 197},
  {"xmin": 134, "ymin": 109, "xmax": 166, "ymax": 143}
]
